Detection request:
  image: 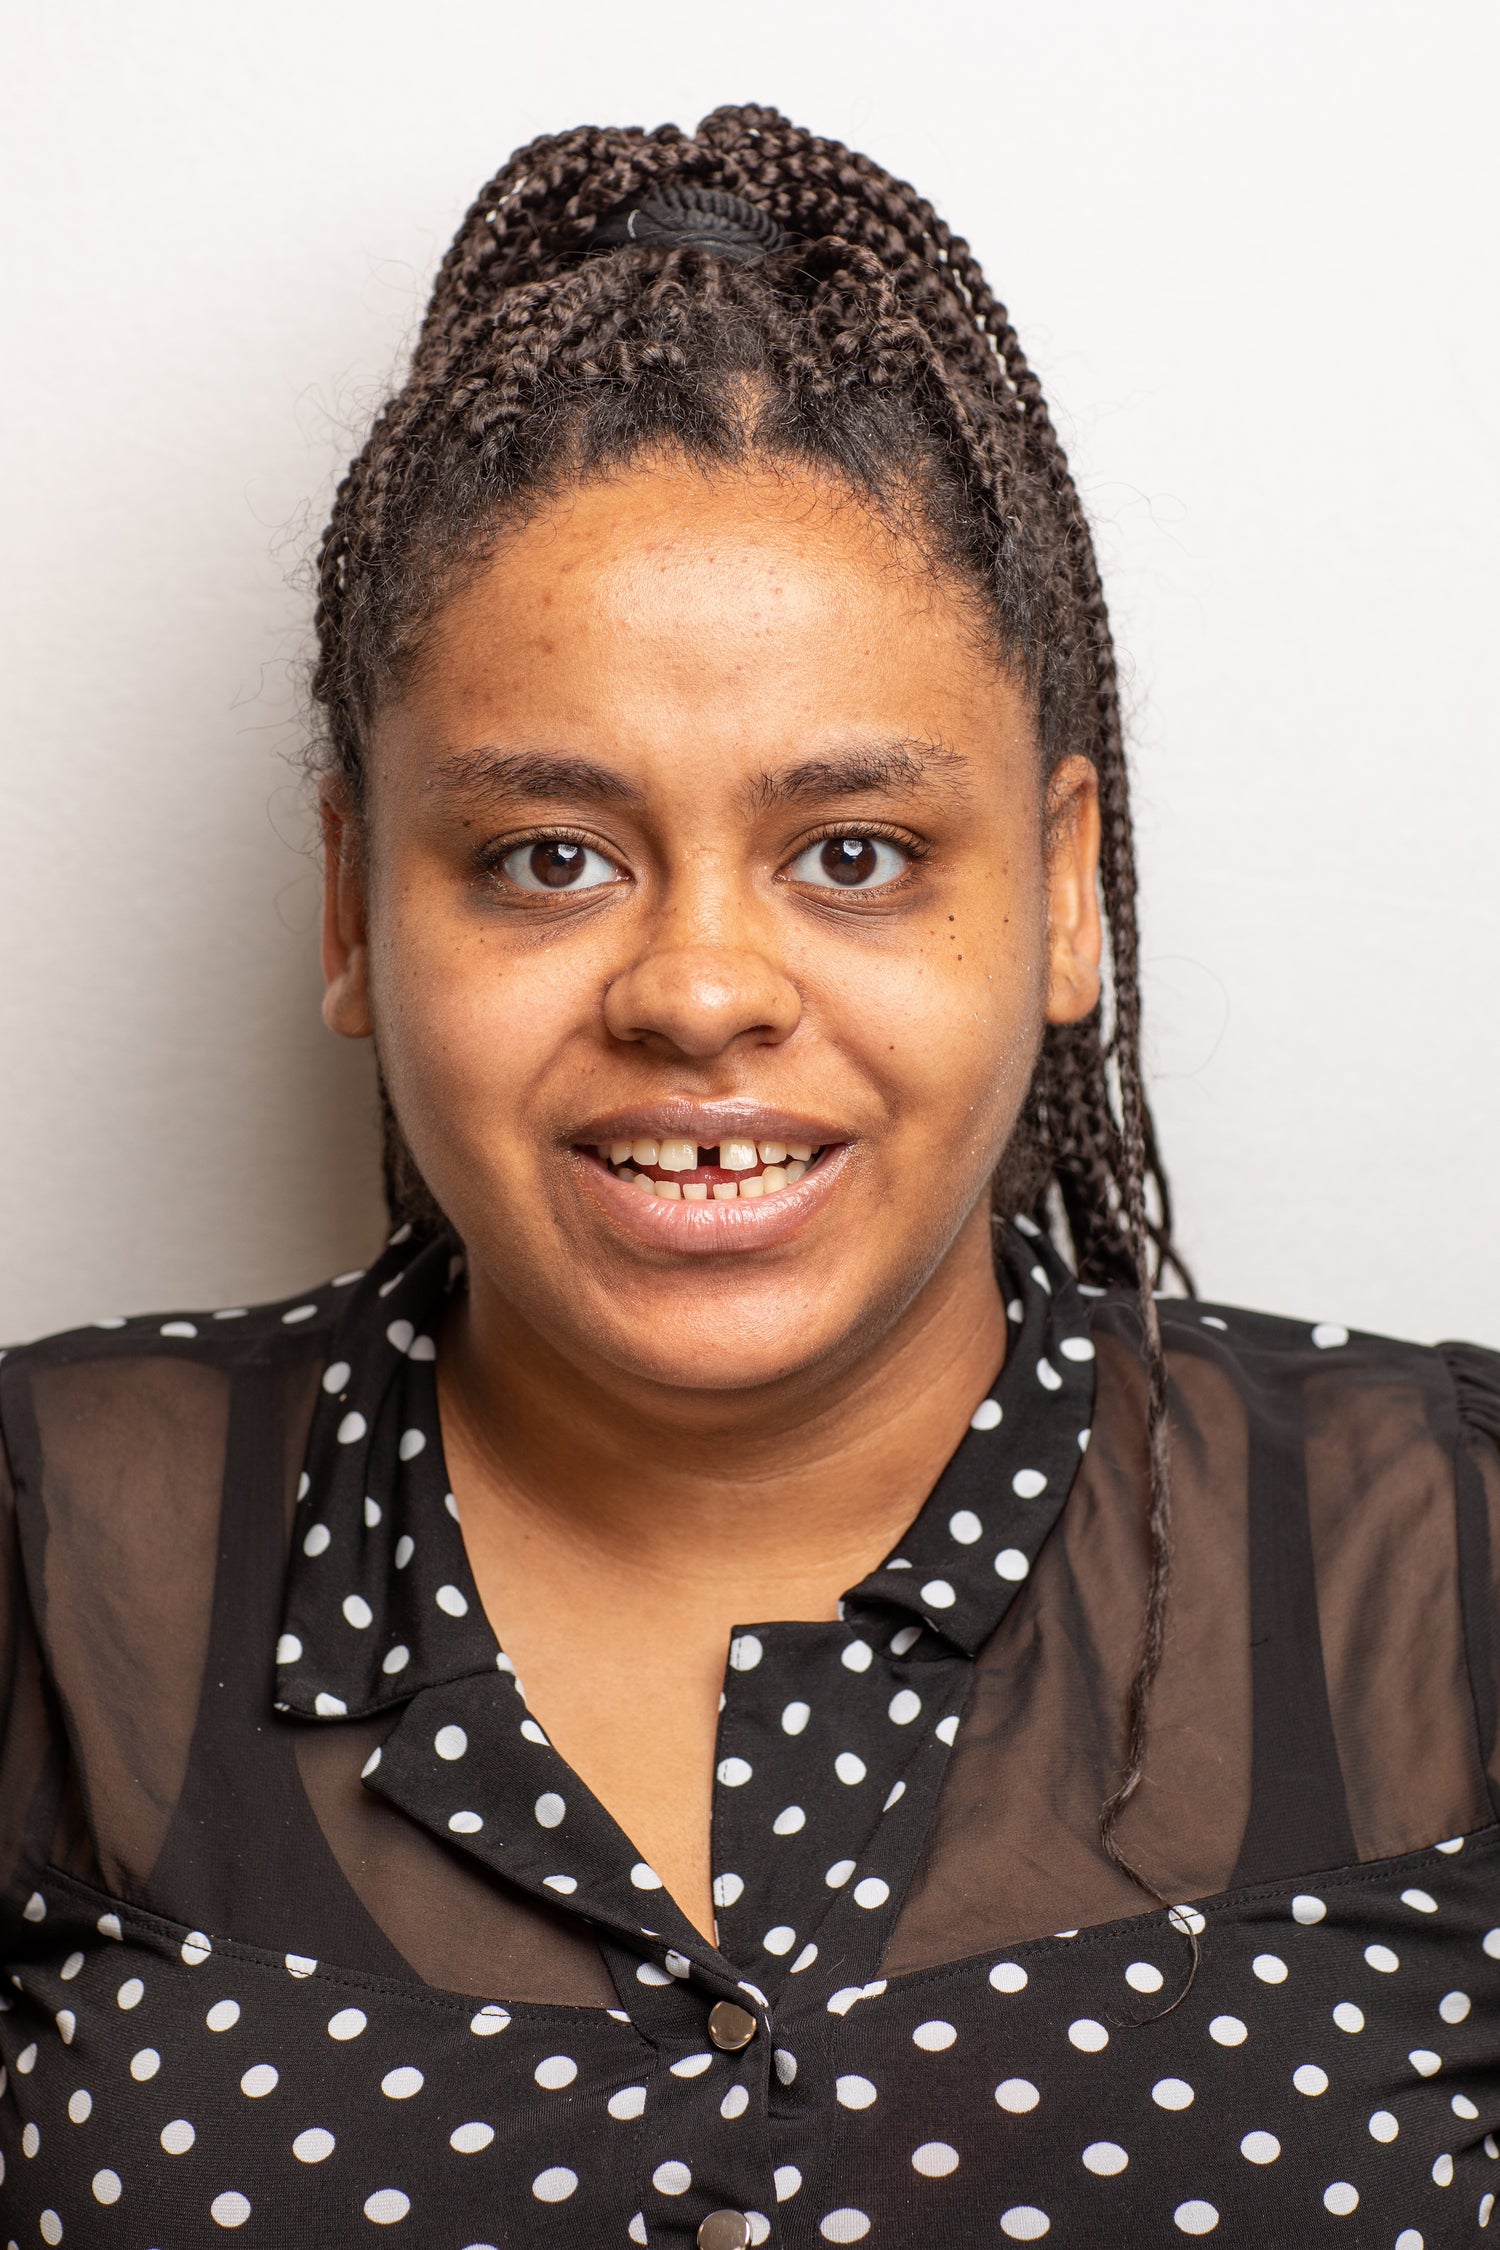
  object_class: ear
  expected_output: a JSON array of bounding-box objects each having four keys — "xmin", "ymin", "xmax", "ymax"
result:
[
  {"xmin": 1043, "ymin": 754, "xmax": 1103, "ymax": 1025},
  {"xmin": 319, "ymin": 786, "xmax": 374, "ymax": 1039}
]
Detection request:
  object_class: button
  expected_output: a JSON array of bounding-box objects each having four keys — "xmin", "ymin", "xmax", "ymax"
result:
[
  {"xmin": 708, "ymin": 2000, "xmax": 758, "ymax": 2052},
  {"xmin": 698, "ymin": 2214, "xmax": 751, "ymax": 2250}
]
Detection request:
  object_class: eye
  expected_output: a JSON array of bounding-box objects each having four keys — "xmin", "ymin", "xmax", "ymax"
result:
[
  {"xmin": 498, "ymin": 839, "xmax": 623, "ymax": 893},
  {"xmin": 787, "ymin": 835, "xmax": 912, "ymax": 890}
]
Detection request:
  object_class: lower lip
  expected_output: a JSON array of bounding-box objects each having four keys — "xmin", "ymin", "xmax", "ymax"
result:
[{"xmin": 573, "ymin": 1146, "xmax": 851, "ymax": 1256}]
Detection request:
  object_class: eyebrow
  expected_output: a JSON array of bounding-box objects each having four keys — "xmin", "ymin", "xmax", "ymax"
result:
[{"xmin": 434, "ymin": 738, "xmax": 972, "ymax": 813}]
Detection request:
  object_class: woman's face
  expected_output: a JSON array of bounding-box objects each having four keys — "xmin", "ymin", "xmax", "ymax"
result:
[{"xmin": 323, "ymin": 458, "xmax": 1101, "ymax": 1398}]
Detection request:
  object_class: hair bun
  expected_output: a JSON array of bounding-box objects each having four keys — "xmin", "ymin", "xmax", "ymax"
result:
[{"xmin": 585, "ymin": 183, "xmax": 788, "ymax": 262}]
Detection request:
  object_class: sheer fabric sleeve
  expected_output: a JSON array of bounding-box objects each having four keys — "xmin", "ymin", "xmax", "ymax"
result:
[
  {"xmin": 0, "ymin": 1370, "xmax": 65, "ymax": 1935},
  {"xmin": 1442, "ymin": 1339, "xmax": 1500, "ymax": 1818}
]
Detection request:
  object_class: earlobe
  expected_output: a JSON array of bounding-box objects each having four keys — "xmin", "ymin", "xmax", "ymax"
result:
[
  {"xmin": 319, "ymin": 791, "xmax": 375, "ymax": 1041},
  {"xmin": 1043, "ymin": 756, "xmax": 1104, "ymax": 1027}
]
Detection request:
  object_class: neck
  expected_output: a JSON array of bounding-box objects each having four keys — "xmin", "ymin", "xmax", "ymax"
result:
[{"xmin": 438, "ymin": 1206, "xmax": 1007, "ymax": 1607}]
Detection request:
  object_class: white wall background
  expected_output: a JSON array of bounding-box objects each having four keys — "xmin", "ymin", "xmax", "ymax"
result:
[{"xmin": 2, "ymin": 0, "xmax": 1496, "ymax": 1345}]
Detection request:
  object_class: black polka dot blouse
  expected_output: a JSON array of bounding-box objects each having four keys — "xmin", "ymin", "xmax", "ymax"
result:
[{"xmin": 4, "ymin": 1224, "xmax": 1500, "ymax": 2249}]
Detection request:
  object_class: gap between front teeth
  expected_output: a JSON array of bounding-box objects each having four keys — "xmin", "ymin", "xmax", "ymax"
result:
[{"xmin": 600, "ymin": 1138, "xmax": 816, "ymax": 1201}]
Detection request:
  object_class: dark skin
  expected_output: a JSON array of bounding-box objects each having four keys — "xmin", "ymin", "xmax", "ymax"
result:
[{"xmin": 321, "ymin": 457, "xmax": 1102, "ymax": 1938}]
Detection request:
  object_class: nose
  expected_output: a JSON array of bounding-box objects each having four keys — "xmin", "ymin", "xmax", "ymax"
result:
[{"xmin": 603, "ymin": 941, "xmax": 802, "ymax": 1059}]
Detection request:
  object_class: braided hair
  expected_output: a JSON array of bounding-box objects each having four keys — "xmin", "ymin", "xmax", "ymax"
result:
[{"xmin": 311, "ymin": 105, "xmax": 1187, "ymax": 1891}]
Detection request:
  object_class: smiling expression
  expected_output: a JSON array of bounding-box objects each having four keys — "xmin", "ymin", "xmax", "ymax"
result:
[{"xmin": 321, "ymin": 457, "xmax": 1102, "ymax": 1398}]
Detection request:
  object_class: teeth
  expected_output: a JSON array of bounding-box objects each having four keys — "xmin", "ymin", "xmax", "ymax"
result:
[
  {"xmin": 658, "ymin": 1140, "xmax": 697, "ymax": 1172},
  {"xmin": 609, "ymin": 1140, "xmax": 633, "ymax": 1166},
  {"xmin": 631, "ymin": 1139, "xmax": 660, "ymax": 1168},
  {"xmin": 760, "ymin": 1165, "xmax": 788, "ymax": 1194},
  {"xmin": 682, "ymin": 1181, "xmax": 709, "ymax": 1201},
  {"xmin": 720, "ymin": 1141, "xmax": 758, "ymax": 1171},
  {"xmin": 784, "ymin": 1161, "xmax": 807, "ymax": 1184},
  {"xmin": 739, "ymin": 1175, "xmax": 766, "ymax": 1199},
  {"xmin": 757, "ymin": 1141, "xmax": 788, "ymax": 1165},
  {"xmin": 787, "ymin": 1144, "xmax": 814, "ymax": 1163},
  {"xmin": 712, "ymin": 1181, "xmax": 740, "ymax": 1201},
  {"xmin": 631, "ymin": 1173, "xmax": 653, "ymax": 1194},
  {"xmin": 653, "ymin": 1178, "xmax": 682, "ymax": 1200}
]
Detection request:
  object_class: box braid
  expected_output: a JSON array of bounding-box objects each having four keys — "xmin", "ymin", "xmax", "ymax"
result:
[{"xmin": 312, "ymin": 105, "xmax": 1188, "ymax": 1903}]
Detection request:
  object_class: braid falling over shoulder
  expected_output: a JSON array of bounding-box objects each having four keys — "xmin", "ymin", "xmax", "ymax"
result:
[{"xmin": 313, "ymin": 104, "xmax": 1185, "ymax": 1906}]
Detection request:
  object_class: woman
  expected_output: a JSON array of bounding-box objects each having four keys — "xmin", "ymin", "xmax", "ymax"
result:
[{"xmin": 2, "ymin": 104, "xmax": 1497, "ymax": 2250}]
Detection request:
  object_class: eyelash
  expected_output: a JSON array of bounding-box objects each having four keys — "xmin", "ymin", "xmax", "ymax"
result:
[{"xmin": 475, "ymin": 824, "xmax": 930, "ymax": 896}]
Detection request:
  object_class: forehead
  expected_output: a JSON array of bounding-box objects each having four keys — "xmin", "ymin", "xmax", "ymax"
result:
[{"xmin": 374, "ymin": 459, "xmax": 1034, "ymax": 794}]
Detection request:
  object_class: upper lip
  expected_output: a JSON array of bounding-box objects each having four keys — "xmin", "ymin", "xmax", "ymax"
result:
[{"xmin": 567, "ymin": 1101, "xmax": 850, "ymax": 1147}]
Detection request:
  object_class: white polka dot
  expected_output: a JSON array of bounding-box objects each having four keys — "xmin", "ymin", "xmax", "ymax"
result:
[
  {"xmin": 1484, "ymin": 2195, "xmax": 1496, "ymax": 2227},
  {"xmin": 773, "ymin": 1805, "xmax": 806, "ymax": 1836},
  {"xmin": 241, "ymin": 2064, "xmax": 279, "ymax": 2098},
  {"xmin": 206, "ymin": 2000, "xmax": 240, "ymax": 2032},
  {"xmin": 1437, "ymin": 1835, "xmax": 1465, "ymax": 1853},
  {"xmin": 381, "ymin": 1646, "xmax": 409, "ymax": 1676},
  {"xmin": 781, "ymin": 1700, "xmax": 811, "ymax": 1735},
  {"xmin": 23, "ymin": 2117, "xmax": 40, "ymax": 2149},
  {"xmin": 69, "ymin": 2090, "xmax": 93, "ymax": 2123},
  {"xmin": 161, "ymin": 2119, "xmax": 196, "ymax": 2154},
  {"xmin": 720, "ymin": 2084, "xmax": 749, "ymax": 2121},
  {"xmin": 451, "ymin": 2121, "xmax": 496, "ymax": 2156},
  {"xmin": 1173, "ymin": 2202, "xmax": 1219, "ymax": 2235},
  {"xmin": 1125, "ymin": 1961, "xmax": 1163, "ymax": 1993},
  {"xmin": 1068, "ymin": 2018, "xmax": 1109, "ymax": 2052},
  {"xmin": 837, "ymin": 2074, "xmax": 878, "ymax": 2109},
  {"xmin": 1410, "ymin": 2047, "xmax": 1442, "ymax": 2076},
  {"xmin": 364, "ymin": 2188, "xmax": 411, "ymax": 2223},
  {"xmin": 1000, "ymin": 2210, "xmax": 1051, "ymax": 2241},
  {"xmin": 314, "ymin": 1692, "xmax": 347, "ymax": 1718},
  {"xmin": 395, "ymin": 1536, "xmax": 415, "ymax": 1569},
  {"xmin": 989, "ymin": 1961, "xmax": 1028, "ymax": 1993},
  {"xmin": 819, "ymin": 2214, "xmax": 870, "ymax": 2243},
  {"xmin": 913, "ymin": 2020, "xmax": 957, "ymax": 2051},
  {"xmin": 116, "ymin": 1977, "xmax": 144, "ymax": 2009},
  {"xmin": 835, "ymin": 1753, "xmax": 867, "ymax": 1784},
  {"xmin": 718, "ymin": 1756, "xmax": 753, "ymax": 1787},
  {"xmin": 970, "ymin": 1399, "xmax": 1002, "ymax": 1430},
  {"xmin": 1036, "ymin": 1357, "xmax": 1062, "ymax": 1391},
  {"xmin": 1332, "ymin": 2002, "xmax": 1364, "ymax": 2032},
  {"xmin": 212, "ymin": 2191, "xmax": 252, "ymax": 2227},
  {"xmin": 822, "ymin": 1860, "xmax": 856, "ymax": 1890},
  {"xmin": 1170, "ymin": 1905, "xmax": 1206, "ymax": 1936},
  {"xmin": 1434, "ymin": 2152, "xmax": 1455, "ymax": 2185},
  {"xmin": 534, "ymin": 2055, "xmax": 578, "ymax": 2090},
  {"xmin": 293, "ymin": 2128, "xmax": 335, "ymax": 2162},
  {"xmin": 774, "ymin": 2165, "xmax": 803, "ymax": 2201},
  {"xmin": 435, "ymin": 1584, "xmax": 469, "ymax": 1617},
  {"xmin": 653, "ymin": 2160, "xmax": 692, "ymax": 2195},
  {"xmin": 161, "ymin": 1320, "xmax": 198, "ymax": 1339},
  {"xmin": 1365, "ymin": 1943, "xmax": 1400, "ymax": 1972},
  {"xmin": 853, "ymin": 1878, "xmax": 890, "ymax": 1910},
  {"xmin": 607, "ymin": 2083, "xmax": 648, "ymax": 2120},
  {"xmin": 1312, "ymin": 1324, "xmax": 1349, "ymax": 1349},
  {"xmin": 364, "ymin": 1496, "xmax": 382, "ymax": 1526},
  {"xmin": 913, "ymin": 2142, "xmax": 960, "ymax": 2177},
  {"xmin": 99, "ymin": 1910, "xmax": 123, "ymax": 1940},
  {"xmin": 60, "ymin": 1952, "xmax": 84, "ymax": 1980},
  {"xmin": 890, "ymin": 1624, "xmax": 923, "ymax": 1654},
  {"xmin": 629, "ymin": 2219, "xmax": 648, "ymax": 2245},
  {"xmin": 1291, "ymin": 1894, "xmax": 1326, "ymax": 1924},
  {"xmin": 935, "ymin": 1713, "xmax": 961, "ymax": 1744},
  {"xmin": 729, "ymin": 1633, "xmax": 763, "ymax": 1671},
  {"xmin": 1241, "ymin": 2131, "xmax": 1280, "ymax": 2163},
  {"xmin": 888, "ymin": 1690, "xmax": 922, "ymax": 1725},
  {"xmin": 672, "ymin": 2052, "xmax": 713, "ymax": 2079},
  {"xmin": 884, "ymin": 1778, "xmax": 907, "ymax": 1808},
  {"xmin": 921, "ymin": 1579, "xmax": 957, "ymax": 1608},
  {"xmin": 1252, "ymin": 1953, "xmax": 1288, "ymax": 1983},
  {"xmin": 996, "ymin": 2078, "xmax": 1040, "ymax": 2112},
  {"xmin": 763, "ymin": 1926, "xmax": 797, "ymax": 1956},
  {"xmin": 1293, "ymin": 2064, "xmax": 1329, "ymax": 2095},
  {"xmin": 56, "ymin": 2008, "xmax": 76, "ymax": 2043},
  {"xmin": 448, "ymin": 1811, "xmax": 483, "ymax": 1834},
  {"xmin": 1209, "ymin": 2016, "xmax": 1247, "ymax": 2046},
  {"xmin": 1012, "ymin": 1468, "xmax": 1048, "ymax": 1498},
  {"xmin": 637, "ymin": 1962, "xmax": 672, "ymax": 1986},
  {"xmin": 328, "ymin": 2008, "xmax": 366, "ymax": 2041},
  {"xmin": 714, "ymin": 1872, "xmax": 745, "ymax": 1906},
  {"xmin": 322, "ymin": 1361, "xmax": 351, "ymax": 1394},
  {"xmin": 994, "ymin": 1549, "xmax": 1030, "ymax": 1582},
  {"xmin": 1152, "ymin": 2078, "xmax": 1195, "ymax": 2110},
  {"xmin": 840, "ymin": 1638, "xmax": 873, "ymax": 1672},
  {"xmin": 342, "ymin": 1594, "xmax": 373, "ymax": 1629},
  {"xmin": 1440, "ymin": 1989, "xmax": 1471, "ymax": 2022},
  {"xmin": 398, "ymin": 1428, "xmax": 427, "ymax": 1461},
  {"xmin": 130, "ymin": 2047, "xmax": 160, "ymax": 2080},
  {"xmin": 1369, "ymin": 2110, "xmax": 1399, "ymax": 2142},
  {"xmin": 1402, "ymin": 1887, "xmax": 1438, "ymax": 1914},
  {"xmin": 1323, "ymin": 2181, "xmax": 1359, "ymax": 2214},
  {"xmin": 92, "ymin": 2169, "xmax": 122, "ymax": 2204},
  {"xmin": 534, "ymin": 1791, "xmax": 566, "ymax": 1829},
  {"xmin": 1082, "ymin": 2142, "xmax": 1128, "ymax": 2176},
  {"xmin": 1454, "ymin": 2094, "xmax": 1480, "ymax": 2119},
  {"xmin": 336, "ymin": 1412, "xmax": 367, "ymax": 1445},
  {"xmin": 469, "ymin": 2005, "xmax": 510, "ymax": 2035},
  {"xmin": 1485, "ymin": 1928, "xmax": 1500, "ymax": 1960},
  {"xmin": 381, "ymin": 2067, "xmax": 424, "ymax": 2099},
  {"xmin": 1060, "ymin": 1336, "xmax": 1096, "ymax": 1361},
  {"xmin": 949, "ymin": 1510, "xmax": 983, "ymax": 1544}
]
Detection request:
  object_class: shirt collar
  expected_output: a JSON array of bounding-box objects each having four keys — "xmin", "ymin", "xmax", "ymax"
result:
[{"xmin": 274, "ymin": 1217, "xmax": 1095, "ymax": 1718}]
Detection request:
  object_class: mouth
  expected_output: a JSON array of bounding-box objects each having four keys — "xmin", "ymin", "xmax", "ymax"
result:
[{"xmin": 585, "ymin": 1135, "xmax": 827, "ymax": 1202}]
